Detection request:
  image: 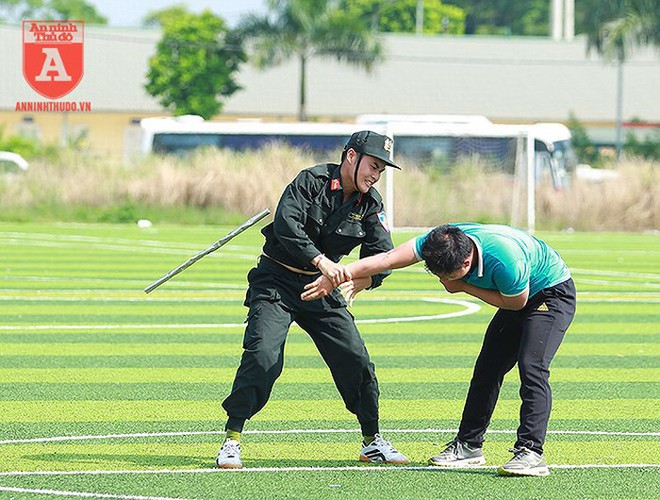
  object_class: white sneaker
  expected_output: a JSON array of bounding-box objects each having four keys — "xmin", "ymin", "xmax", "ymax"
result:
[
  {"xmin": 359, "ymin": 434, "xmax": 409, "ymax": 464},
  {"xmin": 216, "ymin": 439, "xmax": 242, "ymax": 469},
  {"xmin": 497, "ymin": 446, "xmax": 549, "ymax": 477},
  {"xmin": 428, "ymin": 439, "xmax": 486, "ymax": 467}
]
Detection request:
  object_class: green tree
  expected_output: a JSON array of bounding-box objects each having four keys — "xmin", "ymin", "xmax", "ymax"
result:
[
  {"xmin": 0, "ymin": 0, "xmax": 107, "ymax": 24},
  {"xmin": 343, "ymin": 0, "xmax": 465, "ymax": 35},
  {"xmin": 142, "ymin": 4, "xmax": 189, "ymax": 28},
  {"xmin": 580, "ymin": 0, "xmax": 660, "ymax": 159},
  {"xmin": 567, "ymin": 113, "xmax": 601, "ymax": 166},
  {"xmin": 145, "ymin": 9, "xmax": 246, "ymax": 120},
  {"xmin": 581, "ymin": 0, "xmax": 660, "ymax": 59},
  {"xmin": 238, "ymin": 0, "xmax": 383, "ymax": 121},
  {"xmin": 447, "ymin": 0, "xmax": 548, "ymax": 36}
]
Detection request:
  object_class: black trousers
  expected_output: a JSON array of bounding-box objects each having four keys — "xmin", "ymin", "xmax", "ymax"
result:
[
  {"xmin": 457, "ymin": 278, "xmax": 576, "ymax": 454},
  {"xmin": 222, "ymin": 257, "xmax": 380, "ymax": 436}
]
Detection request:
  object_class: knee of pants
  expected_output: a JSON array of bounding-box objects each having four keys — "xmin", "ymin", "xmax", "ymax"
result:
[
  {"xmin": 347, "ymin": 349, "xmax": 374, "ymax": 375},
  {"xmin": 517, "ymin": 356, "xmax": 550, "ymax": 385},
  {"xmin": 242, "ymin": 344, "xmax": 284, "ymax": 374}
]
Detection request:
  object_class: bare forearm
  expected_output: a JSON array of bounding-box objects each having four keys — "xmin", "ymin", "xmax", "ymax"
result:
[
  {"xmin": 346, "ymin": 240, "xmax": 418, "ymax": 279},
  {"xmin": 346, "ymin": 253, "xmax": 391, "ymax": 278},
  {"xmin": 461, "ymin": 283, "xmax": 527, "ymax": 310}
]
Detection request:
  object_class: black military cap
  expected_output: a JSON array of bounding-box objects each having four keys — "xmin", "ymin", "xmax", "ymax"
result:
[{"xmin": 344, "ymin": 130, "xmax": 401, "ymax": 169}]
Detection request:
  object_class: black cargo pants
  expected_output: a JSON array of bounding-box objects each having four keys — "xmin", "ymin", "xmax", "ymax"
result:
[
  {"xmin": 222, "ymin": 257, "xmax": 380, "ymax": 435},
  {"xmin": 457, "ymin": 278, "xmax": 576, "ymax": 454}
]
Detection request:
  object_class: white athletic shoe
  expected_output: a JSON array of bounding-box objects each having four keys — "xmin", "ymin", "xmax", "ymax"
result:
[
  {"xmin": 497, "ymin": 446, "xmax": 550, "ymax": 477},
  {"xmin": 216, "ymin": 439, "xmax": 242, "ymax": 469},
  {"xmin": 428, "ymin": 439, "xmax": 486, "ymax": 467},
  {"xmin": 360, "ymin": 434, "xmax": 409, "ymax": 464}
]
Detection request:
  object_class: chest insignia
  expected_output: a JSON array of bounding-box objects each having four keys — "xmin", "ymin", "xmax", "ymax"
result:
[{"xmin": 348, "ymin": 212, "xmax": 363, "ymax": 221}]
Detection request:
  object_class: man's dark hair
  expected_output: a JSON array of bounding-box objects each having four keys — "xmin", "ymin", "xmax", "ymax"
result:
[{"xmin": 420, "ymin": 224, "xmax": 473, "ymax": 276}]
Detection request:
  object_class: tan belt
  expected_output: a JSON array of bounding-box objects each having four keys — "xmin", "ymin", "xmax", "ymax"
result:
[{"xmin": 261, "ymin": 253, "xmax": 320, "ymax": 276}]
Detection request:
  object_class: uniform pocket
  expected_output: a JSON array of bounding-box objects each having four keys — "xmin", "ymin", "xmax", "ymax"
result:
[
  {"xmin": 335, "ymin": 219, "xmax": 366, "ymax": 239},
  {"xmin": 305, "ymin": 205, "xmax": 324, "ymax": 239},
  {"xmin": 244, "ymin": 287, "xmax": 280, "ymax": 308},
  {"xmin": 243, "ymin": 267, "xmax": 282, "ymax": 308}
]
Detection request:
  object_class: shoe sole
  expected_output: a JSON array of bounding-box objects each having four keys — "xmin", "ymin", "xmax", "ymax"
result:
[
  {"xmin": 359, "ymin": 456, "xmax": 410, "ymax": 465},
  {"xmin": 497, "ymin": 466, "xmax": 550, "ymax": 477},
  {"xmin": 216, "ymin": 462, "xmax": 243, "ymax": 469},
  {"xmin": 428, "ymin": 457, "xmax": 486, "ymax": 467}
]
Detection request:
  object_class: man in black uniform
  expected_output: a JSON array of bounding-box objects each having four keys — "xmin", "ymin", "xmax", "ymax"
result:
[{"xmin": 216, "ymin": 131, "xmax": 409, "ymax": 468}]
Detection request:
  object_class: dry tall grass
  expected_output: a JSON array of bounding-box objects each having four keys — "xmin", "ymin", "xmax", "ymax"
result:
[
  {"xmin": 535, "ymin": 160, "xmax": 659, "ymax": 231},
  {"xmin": 0, "ymin": 146, "xmax": 657, "ymax": 231}
]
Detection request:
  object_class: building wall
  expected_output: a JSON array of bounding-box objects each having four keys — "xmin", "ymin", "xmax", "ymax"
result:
[{"xmin": 1, "ymin": 24, "xmax": 658, "ymax": 158}]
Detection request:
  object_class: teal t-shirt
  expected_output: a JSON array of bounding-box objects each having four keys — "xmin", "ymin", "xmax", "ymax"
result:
[{"xmin": 413, "ymin": 223, "xmax": 571, "ymax": 297}]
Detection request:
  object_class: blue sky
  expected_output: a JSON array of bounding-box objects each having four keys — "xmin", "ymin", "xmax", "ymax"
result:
[{"xmin": 87, "ymin": 0, "xmax": 267, "ymax": 27}]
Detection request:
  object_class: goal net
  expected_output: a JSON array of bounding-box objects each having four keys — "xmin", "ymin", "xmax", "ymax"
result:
[{"xmin": 380, "ymin": 123, "xmax": 540, "ymax": 232}]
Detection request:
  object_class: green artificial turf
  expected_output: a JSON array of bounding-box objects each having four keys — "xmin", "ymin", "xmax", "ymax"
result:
[{"xmin": 0, "ymin": 222, "xmax": 658, "ymax": 499}]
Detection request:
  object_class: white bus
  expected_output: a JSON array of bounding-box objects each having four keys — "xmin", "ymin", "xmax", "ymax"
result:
[
  {"xmin": 136, "ymin": 115, "xmax": 577, "ymax": 230},
  {"xmin": 138, "ymin": 116, "xmax": 361, "ymax": 157},
  {"xmin": 356, "ymin": 114, "xmax": 578, "ymax": 189},
  {"xmin": 138, "ymin": 115, "xmax": 576, "ymax": 187}
]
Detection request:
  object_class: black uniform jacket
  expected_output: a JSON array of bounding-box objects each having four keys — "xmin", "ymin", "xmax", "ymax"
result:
[{"xmin": 261, "ymin": 163, "xmax": 393, "ymax": 289}]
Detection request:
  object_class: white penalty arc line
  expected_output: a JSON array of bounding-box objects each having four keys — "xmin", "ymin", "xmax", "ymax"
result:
[
  {"xmin": 0, "ymin": 298, "xmax": 481, "ymax": 331},
  {"xmin": 2, "ymin": 427, "xmax": 658, "ymax": 446}
]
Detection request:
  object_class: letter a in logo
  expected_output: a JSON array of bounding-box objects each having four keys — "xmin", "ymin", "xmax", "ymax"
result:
[
  {"xmin": 22, "ymin": 20, "xmax": 84, "ymax": 99},
  {"xmin": 35, "ymin": 48, "xmax": 73, "ymax": 82}
]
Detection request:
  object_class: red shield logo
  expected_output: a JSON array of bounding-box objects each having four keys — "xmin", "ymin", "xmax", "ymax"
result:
[{"xmin": 22, "ymin": 20, "xmax": 84, "ymax": 99}]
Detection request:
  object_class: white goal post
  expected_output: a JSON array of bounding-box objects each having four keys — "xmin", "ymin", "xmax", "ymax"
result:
[{"xmin": 375, "ymin": 120, "xmax": 574, "ymax": 233}]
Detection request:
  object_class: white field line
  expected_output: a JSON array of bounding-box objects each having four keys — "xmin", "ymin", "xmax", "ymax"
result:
[
  {"xmin": 0, "ymin": 298, "xmax": 480, "ymax": 331},
  {"xmin": 6, "ymin": 230, "xmax": 660, "ymax": 259},
  {"xmin": 0, "ymin": 323, "xmax": 247, "ymax": 331},
  {"xmin": 1, "ymin": 428, "xmax": 658, "ymax": 446},
  {"xmin": 1, "ymin": 464, "xmax": 658, "ymax": 478},
  {"xmin": 571, "ymin": 268, "xmax": 660, "ymax": 279},
  {"xmin": 0, "ymin": 486, "xmax": 191, "ymax": 500},
  {"xmin": 579, "ymin": 279, "xmax": 660, "ymax": 288},
  {"xmin": 0, "ymin": 276, "xmax": 245, "ymax": 289},
  {"xmin": 3, "ymin": 230, "xmax": 660, "ymax": 280},
  {"xmin": 1, "ymin": 295, "xmax": 659, "ymax": 304},
  {"xmin": 0, "ymin": 232, "xmax": 259, "ymax": 257},
  {"xmin": 0, "ymin": 430, "xmax": 658, "ymax": 483}
]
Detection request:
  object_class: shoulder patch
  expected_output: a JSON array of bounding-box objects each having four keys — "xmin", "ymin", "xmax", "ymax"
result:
[
  {"xmin": 366, "ymin": 187, "xmax": 383, "ymax": 204},
  {"xmin": 377, "ymin": 211, "xmax": 390, "ymax": 232},
  {"xmin": 306, "ymin": 163, "xmax": 334, "ymax": 179}
]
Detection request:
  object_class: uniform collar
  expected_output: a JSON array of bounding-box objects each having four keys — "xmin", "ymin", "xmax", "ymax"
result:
[
  {"xmin": 465, "ymin": 234, "xmax": 484, "ymax": 278},
  {"xmin": 331, "ymin": 163, "xmax": 365, "ymax": 205},
  {"xmin": 330, "ymin": 164, "xmax": 343, "ymax": 191}
]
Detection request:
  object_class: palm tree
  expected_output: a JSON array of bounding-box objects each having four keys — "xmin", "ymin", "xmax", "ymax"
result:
[
  {"xmin": 583, "ymin": 0, "xmax": 660, "ymax": 58},
  {"xmin": 238, "ymin": 0, "xmax": 384, "ymax": 121},
  {"xmin": 582, "ymin": 0, "xmax": 660, "ymax": 159}
]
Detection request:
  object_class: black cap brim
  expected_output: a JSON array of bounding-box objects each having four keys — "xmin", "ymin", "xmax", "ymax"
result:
[{"xmin": 361, "ymin": 146, "xmax": 401, "ymax": 169}]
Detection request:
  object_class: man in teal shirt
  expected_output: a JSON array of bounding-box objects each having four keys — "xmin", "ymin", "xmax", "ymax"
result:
[{"xmin": 302, "ymin": 223, "xmax": 576, "ymax": 476}]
